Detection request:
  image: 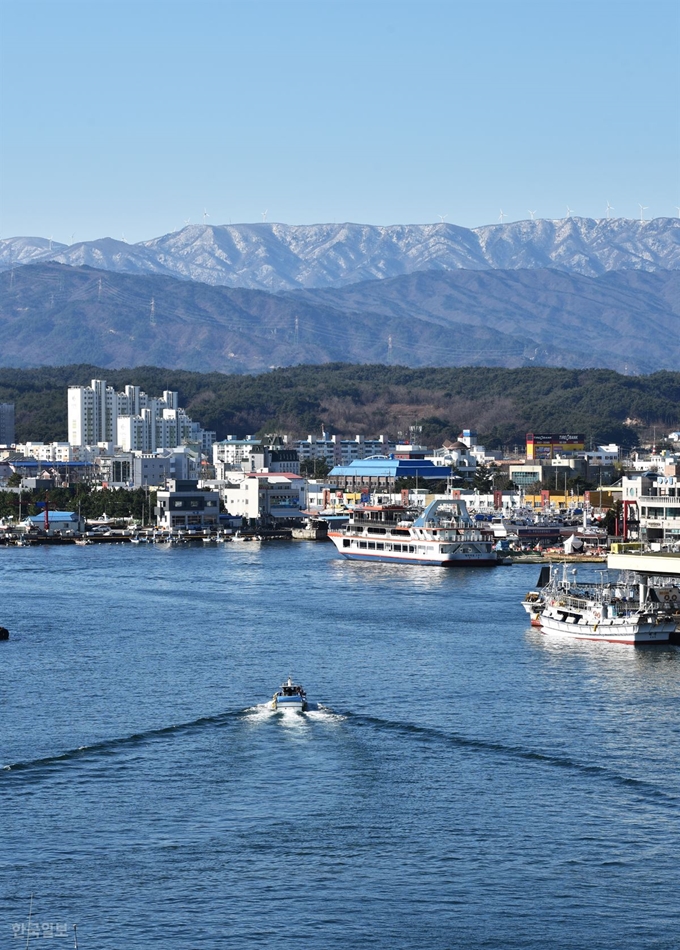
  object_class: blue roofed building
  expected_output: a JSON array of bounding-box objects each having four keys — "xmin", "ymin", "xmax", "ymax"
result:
[
  {"xmin": 327, "ymin": 456, "xmax": 451, "ymax": 491},
  {"xmin": 22, "ymin": 510, "xmax": 85, "ymax": 535}
]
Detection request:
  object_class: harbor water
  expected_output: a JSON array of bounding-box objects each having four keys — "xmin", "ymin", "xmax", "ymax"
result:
[{"xmin": 1, "ymin": 542, "xmax": 679, "ymax": 949}]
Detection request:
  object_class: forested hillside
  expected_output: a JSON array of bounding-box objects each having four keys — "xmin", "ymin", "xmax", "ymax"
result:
[
  {"xmin": 3, "ymin": 262, "xmax": 680, "ymax": 375},
  {"xmin": 2, "ymin": 364, "xmax": 680, "ymax": 450}
]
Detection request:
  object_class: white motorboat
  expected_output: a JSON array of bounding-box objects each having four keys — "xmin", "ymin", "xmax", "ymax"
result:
[{"xmin": 271, "ymin": 677, "xmax": 307, "ymax": 712}]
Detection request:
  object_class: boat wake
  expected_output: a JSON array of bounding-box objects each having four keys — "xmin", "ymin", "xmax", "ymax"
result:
[
  {"xmin": 2, "ymin": 702, "xmax": 349, "ymax": 779},
  {"xmin": 342, "ymin": 711, "xmax": 680, "ymax": 810},
  {"xmin": 244, "ymin": 702, "xmax": 344, "ymax": 725},
  {"xmin": 1, "ymin": 708, "xmax": 247, "ymax": 778}
]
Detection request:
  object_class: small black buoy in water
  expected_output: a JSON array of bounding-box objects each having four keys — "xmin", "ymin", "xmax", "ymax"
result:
[{"xmin": 0, "ymin": 627, "xmax": 9, "ymax": 640}]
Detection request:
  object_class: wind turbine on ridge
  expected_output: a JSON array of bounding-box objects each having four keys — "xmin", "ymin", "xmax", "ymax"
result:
[
  {"xmin": 528, "ymin": 210, "xmax": 536, "ymax": 220},
  {"xmin": 639, "ymin": 204, "xmax": 648, "ymax": 222},
  {"xmin": 566, "ymin": 206, "xmax": 574, "ymax": 217},
  {"xmin": 438, "ymin": 214, "xmax": 448, "ymax": 223},
  {"xmin": 203, "ymin": 209, "xmax": 210, "ymax": 225},
  {"xmin": 498, "ymin": 209, "xmax": 507, "ymax": 223},
  {"xmin": 262, "ymin": 210, "xmax": 268, "ymax": 222},
  {"xmin": 606, "ymin": 202, "xmax": 614, "ymax": 219}
]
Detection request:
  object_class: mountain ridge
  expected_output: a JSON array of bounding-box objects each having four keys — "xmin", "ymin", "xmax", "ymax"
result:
[
  {"xmin": 1, "ymin": 262, "xmax": 678, "ymax": 375},
  {"xmin": 1, "ymin": 218, "xmax": 678, "ymax": 291}
]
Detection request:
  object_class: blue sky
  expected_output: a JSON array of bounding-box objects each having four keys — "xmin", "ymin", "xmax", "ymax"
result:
[{"xmin": 1, "ymin": 0, "xmax": 678, "ymax": 243}]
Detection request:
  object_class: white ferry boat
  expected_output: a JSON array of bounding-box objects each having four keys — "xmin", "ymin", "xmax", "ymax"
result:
[{"xmin": 327, "ymin": 498, "xmax": 498, "ymax": 566}]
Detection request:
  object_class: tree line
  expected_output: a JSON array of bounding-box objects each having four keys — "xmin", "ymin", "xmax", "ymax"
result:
[{"xmin": 2, "ymin": 363, "xmax": 680, "ymax": 450}]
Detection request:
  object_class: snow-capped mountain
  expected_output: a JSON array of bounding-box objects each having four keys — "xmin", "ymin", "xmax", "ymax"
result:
[{"xmin": 1, "ymin": 218, "xmax": 678, "ymax": 290}]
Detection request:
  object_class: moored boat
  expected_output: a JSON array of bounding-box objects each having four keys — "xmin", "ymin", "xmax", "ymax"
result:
[
  {"xmin": 537, "ymin": 571, "xmax": 676, "ymax": 644},
  {"xmin": 522, "ymin": 565, "xmax": 553, "ymax": 626},
  {"xmin": 327, "ymin": 498, "xmax": 498, "ymax": 566}
]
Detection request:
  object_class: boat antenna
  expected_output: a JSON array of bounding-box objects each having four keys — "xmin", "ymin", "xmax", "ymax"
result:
[{"xmin": 73, "ymin": 924, "xmax": 78, "ymax": 950}]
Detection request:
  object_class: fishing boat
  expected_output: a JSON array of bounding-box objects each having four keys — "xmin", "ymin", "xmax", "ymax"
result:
[
  {"xmin": 522, "ymin": 565, "xmax": 553, "ymax": 626},
  {"xmin": 271, "ymin": 677, "xmax": 307, "ymax": 712},
  {"xmin": 327, "ymin": 498, "xmax": 498, "ymax": 566},
  {"xmin": 537, "ymin": 569, "xmax": 676, "ymax": 644}
]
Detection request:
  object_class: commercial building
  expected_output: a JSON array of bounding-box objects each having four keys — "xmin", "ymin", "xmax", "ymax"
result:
[
  {"xmin": 526, "ymin": 433, "xmax": 585, "ymax": 461},
  {"xmin": 155, "ymin": 479, "xmax": 220, "ymax": 531}
]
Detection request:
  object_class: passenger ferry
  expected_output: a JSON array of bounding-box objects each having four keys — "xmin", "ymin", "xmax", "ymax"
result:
[{"xmin": 327, "ymin": 498, "xmax": 498, "ymax": 566}]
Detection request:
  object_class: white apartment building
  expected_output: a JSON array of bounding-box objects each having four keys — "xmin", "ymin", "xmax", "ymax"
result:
[
  {"xmin": 213, "ymin": 437, "xmax": 262, "ymax": 467},
  {"xmin": 15, "ymin": 442, "xmax": 82, "ymax": 463},
  {"xmin": 68, "ymin": 379, "xmax": 118, "ymax": 446},
  {"xmin": 69, "ymin": 379, "xmax": 214, "ymax": 453},
  {"xmin": 293, "ymin": 434, "xmax": 393, "ymax": 466},
  {"xmin": 213, "ymin": 438, "xmax": 299, "ymax": 476}
]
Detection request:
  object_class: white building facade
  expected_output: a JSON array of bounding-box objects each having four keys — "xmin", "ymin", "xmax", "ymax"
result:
[{"xmin": 69, "ymin": 379, "xmax": 215, "ymax": 453}]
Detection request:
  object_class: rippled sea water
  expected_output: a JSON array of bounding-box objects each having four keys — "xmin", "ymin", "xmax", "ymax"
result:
[{"xmin": 1, "ymin": 541, "xmax": 679, "ymax": 949}]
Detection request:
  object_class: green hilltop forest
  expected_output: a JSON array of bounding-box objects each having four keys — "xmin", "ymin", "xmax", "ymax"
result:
[{"xmin": 2, "ymin": 364, "xmax": 680, "ymax": 450}]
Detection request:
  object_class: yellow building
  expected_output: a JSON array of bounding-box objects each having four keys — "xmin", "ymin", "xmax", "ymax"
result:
[{"xmin": 526, "ymin": 433, "xmax": 585, "ymax": 460}]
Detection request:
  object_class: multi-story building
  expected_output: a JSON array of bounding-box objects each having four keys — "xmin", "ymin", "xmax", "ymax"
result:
[
  {"xmin": 69, "ymin": 379, "xmax": 214, "ymax": 453},
  {"xmin": 213, "ymin": 436, "xmax": 262, "ymax": 467},
  {"xmin": 621, "ymin": 473, "xmax": 680, "ymax": 544},
  {"xmin": 14, "ymin": 442, "xmax": 80, "ymax": 463},
  {"xmin": 68, "ymin": 379, "xmax": 117, "ymax": 446},
  {"xmin": 155, "ymin": 479, "xmax": 220, "ymax": 531},
  {"xmin": 213, "ymin": 437, "xmax": 299, "ymax": 476},
  {"xmin": 96, "ymin": 447, "xmax": 200, "ymax": 489},
  {"xmin": 293, "ymin": 434, "xmax": 394, "ymax": 466},
  {"xmin": 220, "ymin": 473, "xmax": 305, "ymax": 523}
]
